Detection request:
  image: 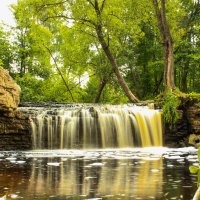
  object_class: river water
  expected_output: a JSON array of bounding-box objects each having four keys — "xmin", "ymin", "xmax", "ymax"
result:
[{"xmin": 0, "ymin": 147, "xmax": 198, "ymax": 200}]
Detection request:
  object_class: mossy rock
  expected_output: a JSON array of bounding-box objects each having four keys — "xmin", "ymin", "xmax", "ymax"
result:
[{"xmin": 188, "ymin": 134, "xmax": 200, "ymax": 148}]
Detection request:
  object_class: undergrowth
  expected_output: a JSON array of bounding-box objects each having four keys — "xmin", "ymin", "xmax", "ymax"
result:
[{"xmin": 162, "ymin": 90, "xmax": 180, "ymax": 126}]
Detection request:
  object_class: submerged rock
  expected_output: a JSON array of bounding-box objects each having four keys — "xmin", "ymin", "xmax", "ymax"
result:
[{"xmin": 0, "ymin": 67, "xmax": 20, "ymax": 112}]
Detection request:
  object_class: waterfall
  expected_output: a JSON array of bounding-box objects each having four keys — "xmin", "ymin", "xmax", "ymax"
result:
[{"xmin": 19, "ymin": 104, "xmax": 163, "ymax": 149}]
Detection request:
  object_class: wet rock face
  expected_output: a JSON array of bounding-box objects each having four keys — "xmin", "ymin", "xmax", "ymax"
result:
[
  {"xmin": 0, "ymin": 67, "xmax": 21, "ymax": 111},
  {"xmin": 0, "ymin": 110, "xmax": 32, "ymax": 150},
  {"xmin": 164, "ymin": 98, "xmax": 200, "ymax": 147},
  {"xmin": 187, "ymin": 101, "xmax": 200, "ymax": 148},
  {"xmin": 187, "ymin": 101, "xmax": 200, "ymax": 134},
  {"xmin": 164, "ymin": 110, "xmax": 189, "ymax": 147},
  {"xmin": 0, "ymin": 68, "xmax": 31, "ymax": 150}
]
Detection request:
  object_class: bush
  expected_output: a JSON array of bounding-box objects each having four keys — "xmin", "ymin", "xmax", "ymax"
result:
[{"xmin": 162, "ymin": 90, "xmax": 180, "ymax": 126}]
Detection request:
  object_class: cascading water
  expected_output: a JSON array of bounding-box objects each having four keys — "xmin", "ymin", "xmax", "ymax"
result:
[{"xmin": 19, "ymin": 104, "xmax": 163, "ymax": 149}]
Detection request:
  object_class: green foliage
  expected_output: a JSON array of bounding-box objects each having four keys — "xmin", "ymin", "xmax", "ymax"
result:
[
  {"xmin": 162, "ymin": 91, "xmax": 180, "ymax": 125},
  {"xmin": 100, "ymin": 82, "xmax": 129, "ymax": 104},
  {"xmin": 0, "ymin": 0, "xmax": 199, "ymax": 103},
  {"xmin": 189, "ymin": 165, "xmax": 199, "ymax": 174},
  {"xmin": 0, "ymin": 26, "xmax": 13, "ymax": 71},
  {"xmin": 15, "ymin": 73, "xmax": 46, "ymax": 102},
  {"xmin": 189, "ymin": 148, "xmax": 200, "ymax": 187},
  {"xmin": 188, "ymin": 92, "xmax": 200, "ymax": 100}
]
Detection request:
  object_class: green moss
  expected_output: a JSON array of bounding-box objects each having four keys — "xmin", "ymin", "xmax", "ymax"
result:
[
  {"xmin": 173, "ymin": 88, "xmax": 187, "ymax": 98},
  {"xmin": 188, "ymin": 92, "xmax": 200, "ymax": 100},
  {"xmin": 156, "ymin": 89, "xmax": 200, "ymax": 127},
  {"xmin": 162, "ymin": 90, "xmax": 180, "ymax": 126}
]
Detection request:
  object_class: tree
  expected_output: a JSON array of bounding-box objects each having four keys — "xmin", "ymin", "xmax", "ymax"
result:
[
  {"xmin": 126, "ymin": 22, "xmax": 164, "ymax": 99},
  {"xmin": 8, "ymin": 0, "xmax": 200, "ymax": 103},
  {"xmin": 152, "ymin": 0, "xmax": 175, "ymax": 90},
  {"xmin": 14, "ymin": 0, "xmax": 143, "ymax": 103},
  {"xmin": 90, "ymin": 0, "xmax": 139, "ymax": 102},
  {"xmin": 174, "ymin": 0, "xmax": 200, "ymax": 93},
  {"xmin": 0, "ymin": 25, "xmax": 13, "ymax": 71}
]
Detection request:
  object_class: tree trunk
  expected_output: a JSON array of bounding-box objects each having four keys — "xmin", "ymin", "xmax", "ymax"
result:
[
  {"xmin": 152, "ymin": 0, "xmax": 175, "ymax": 90},
  {"xmin": 20, "ymin": 56, "xmax": 25, "ymax": 77},
  {"xmin": 94, "ymin": 1, "xmax": 139, "ymax": 103},
  {"xmin": 20, "ymin": 40, "xmax": 26, "ymax": 77},
  {"xmin": 96, "ymin": 25, "xmax": 139, "ymax": 103},
  {"xmin": 94, "ymin": 78, "xmax": 107, "ymax": 103},
  {"xmin": 153, "ymin": 74, "xmax": 163, "ymax": 95},
  {"xmin": 182, "ymin": 60, "xmax": 189, "ymax": 92},
  {"xmin": 181, "ymin": 33, "xmax": 191, "ymax": 93}
]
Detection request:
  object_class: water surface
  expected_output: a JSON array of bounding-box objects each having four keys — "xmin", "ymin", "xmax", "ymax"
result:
[{"xmin": 0, "ymin": 147, "xmax": 198, "ymax": 200}]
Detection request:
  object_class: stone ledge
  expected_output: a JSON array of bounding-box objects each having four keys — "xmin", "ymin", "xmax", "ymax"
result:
[{"xmin": 0, "ymin": 110, "xmax": 32, "ymax": 150}]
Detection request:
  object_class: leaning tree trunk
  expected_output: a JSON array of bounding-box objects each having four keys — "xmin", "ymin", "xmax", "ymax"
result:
[
  {"xmin": 96, "ymin": 24, "xmax": 139, "ymax": 103},
  {"xmin": 93, "ymin": 1, "xmax": 139, "ymax": 103},
  {"xmin": 153, "ymin": 0, "xmax": 175, "ymax": 90}
]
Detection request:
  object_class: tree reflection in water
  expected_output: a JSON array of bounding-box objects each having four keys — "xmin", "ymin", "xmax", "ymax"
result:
[{"xmin": 0, "ymin": 149, "xmax": 197, "ymax": 200}]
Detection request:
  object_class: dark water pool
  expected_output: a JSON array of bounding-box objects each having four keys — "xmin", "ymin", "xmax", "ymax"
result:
[{"xmin": 0, "ymin": 147, "xmax": 198, "ymax": 200}]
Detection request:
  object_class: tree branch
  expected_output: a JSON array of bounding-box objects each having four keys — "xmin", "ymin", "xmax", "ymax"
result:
[
  {"xmin": 100, "ymin": 0, "xmax": 106, "ymax": 12},
  {"xmin": 69, "ymin": 73, "xmax": 96, "ymax": 90},
  {"xmin": 87, "ymin": 0, "xmax": 95, "ymax": 8},
  {"xmin": 42, "ymin": 14, "xmax": 96, "ymax": 27},
  {"xmin": 44, "ymin": 45, "xmax": 75, "ymax": 102},
  {"xmin": 34, "ymin": 0, "xmax": 68, "ymax": 12}
]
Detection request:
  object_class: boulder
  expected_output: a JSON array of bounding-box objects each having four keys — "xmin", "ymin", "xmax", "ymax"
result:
[{"xmin": 0, "ymin": 67, "xmax": 21, "ymax": 111}]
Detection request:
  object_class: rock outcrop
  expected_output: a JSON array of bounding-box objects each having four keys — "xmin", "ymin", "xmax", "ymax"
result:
[
  {"xmin": 0, "ymin": 67, "xmax": 31, "ymax": 150},
  {"xmin": 0, "ymin": 111, "xmax": 32, "ymax": 150},
  {"xmin": 164, "ymin": 97, "xmax": 200, "ymax": 147},
  {"xmin": 187, "ymin": 99, "xmax": 200, "ymax": 147},
  {"xmin": 0, "ymin": 67, "xmax": 21, "ymax": 111},
  {"xmin": 187, "ymin": 100, "xmax": 200, "ymax": 134}
]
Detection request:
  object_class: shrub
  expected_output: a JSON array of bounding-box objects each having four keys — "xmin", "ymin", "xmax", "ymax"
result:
[{"xmin": 162, "ymin": 90, "xmax": 180, "ymax": 126}]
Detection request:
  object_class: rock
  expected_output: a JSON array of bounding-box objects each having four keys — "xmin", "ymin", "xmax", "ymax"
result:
[
  {"xmin": 164, "ymin": 97, "xmax": 200, "ymax": 147},
  {"xmin": 0, "ymin": 67, "xmax": 31, "ymax": 150},
  {"xmin": 188, "ymin": 134, "xmax": 200, "ymax": 148},
  {"xmin": 187, "ymin": 102, "xmax": 200, "ymax": 134},
  {"xmin": 0, "ymin": 67, "xmax": 21, "ymax": 111},
  {"xmin": 0, "ymin": 111, "xmax": 32, "ymax": 150}
]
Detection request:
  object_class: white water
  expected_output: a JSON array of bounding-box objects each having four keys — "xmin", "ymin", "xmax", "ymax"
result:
[{"xmin": 19, "ymin": 104, "xmax": 163, "ymax": 149}]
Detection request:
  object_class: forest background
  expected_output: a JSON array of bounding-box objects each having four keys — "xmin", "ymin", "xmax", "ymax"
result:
[{"xmin": 0, "ymin": 0, "xmax": 200, "ymax": 103}]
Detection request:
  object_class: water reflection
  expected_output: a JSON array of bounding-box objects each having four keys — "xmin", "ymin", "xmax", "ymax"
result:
[
  {"xmin": 0, "ymin": 149, "xmax": 197, "ymax": 200},
  {"xmin": 26, "ymin": 158, "xmax": 163, "ymax": 199}
]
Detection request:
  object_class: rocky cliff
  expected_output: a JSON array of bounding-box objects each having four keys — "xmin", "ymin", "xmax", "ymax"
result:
[
  {"xmin": 164, "ymin": 97, "xmax": 200, "ymax": 147},
  {"xmin": 0, "ymin": 67, "xmax": 21, "ymax": 111},
  {"xmin": 187, "ymin": 99, "xmax": 200, "ymax": 147},
  {"xmin": 0, "ymin": 67, "xmax": 31, "ymax": 150}
]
